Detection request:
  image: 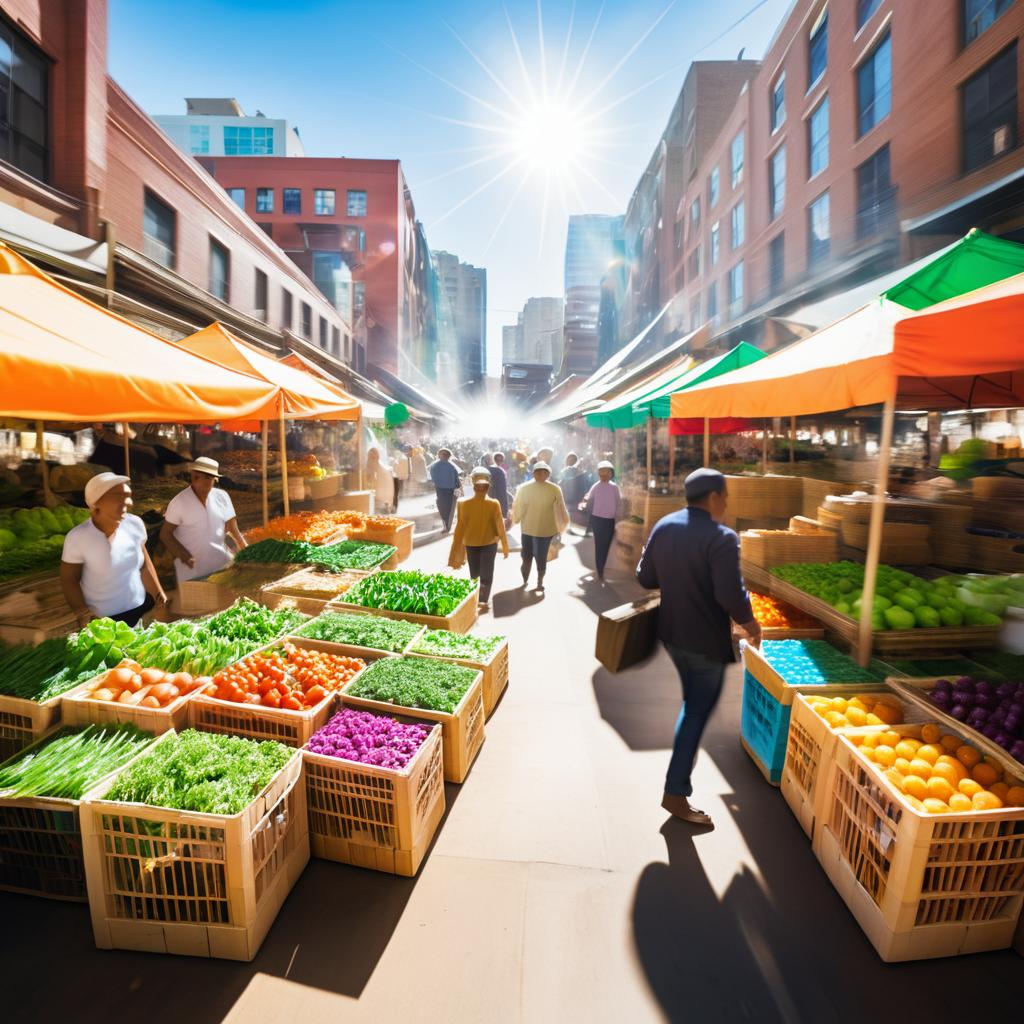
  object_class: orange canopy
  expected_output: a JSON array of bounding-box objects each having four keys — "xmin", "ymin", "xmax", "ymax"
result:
[
  {"xmin": 670, "ymin": 273, "xmax": 1024, "ymax": 419},
  {"xmin": 177, "ymin": 323, "xmax": 361, "ymax": 421},
  {"xmin": 0, "ymin": 244, "xmax": 282, "ymax": 422}
]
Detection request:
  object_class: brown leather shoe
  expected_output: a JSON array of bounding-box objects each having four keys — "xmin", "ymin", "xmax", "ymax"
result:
[{"xmin": 661, "ymin": 793, "xmax": 713, "ymax": 826}]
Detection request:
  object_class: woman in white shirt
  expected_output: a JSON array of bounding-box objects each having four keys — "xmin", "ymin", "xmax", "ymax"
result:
[
  {"xmin": 61, "ymin": 472, "xmax": 168, "ymax": 627},
  {"xmin": 366, "ymin": 447, "xmax": 394, "ymax": 514},
  {"xmin": 160, "ymin": 458, "xmax": 246, "ymax": 585}
]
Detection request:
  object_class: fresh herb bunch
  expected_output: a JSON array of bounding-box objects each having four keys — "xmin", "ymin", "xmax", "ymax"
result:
[
  {"xmin": 234, "ymin": 539, "xmax": 395, "ymax": 571},
  {"xmin": 105, "ymin": 729, "xmax": 294, "ymax": 814},
  {"xmin": 344, "ymin": 571, "xmax": 477, "ymax": 617},
  {"xmin": 295, "ymin": 612, "xmax": 421, "ymax": 652},
  {"xmin": 346, "ymin": 656, "xmax": 478, "ymax": 713},
  {"xmin": 201, "ymin": 598, "xmax": 308, "ymax": 646},
  {"xmin": 0, "ymin": 724, "xmax": 155, "ymax": 799},
  {"xmin": 410, "ymin": 629, "xmax": 504, "ymax": 661}
]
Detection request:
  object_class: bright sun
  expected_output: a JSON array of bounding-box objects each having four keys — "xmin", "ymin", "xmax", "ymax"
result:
[{"xmin": 510, "ymin": 99, "xmax": 585, "ymax": 173}]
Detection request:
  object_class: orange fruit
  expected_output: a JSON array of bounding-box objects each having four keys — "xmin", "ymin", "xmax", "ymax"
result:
[
  {"xmin": 916, "ymin": 744, "xmax": 942, "ymax": 765},
  {"xmin": 903, "ymin": 775, "xmax": 928, "ymax": 801},
  {"xmin": 845, "ymin": 706, "xmax": 867, "ymax": 727},
  {"xmin": 971, "ymin": 762, "xmax": 1000, "ymax": 788},
  {"xmin": 947, "ymin": 793, "xmax": 973, "ymax": 812},
  {"xmin": 894, "ymin": 757, "xmax": 913, "ymax": 776},
  {"xmin": 865, "ymin": 713, "xmax": 884, "ymax": 725},
  {"xmin": 908, "ymin": 759, "xmax": 934, "ymax": 779},
  {"xmin": 859, "ymin": 747, "xmax": 877, "ymax": 762},
  {"xmin": 859, "ymin": 733, "xmax": 879, "ymax": 748},
  {"xmin": 972, "ymin": 791, "xmax": 1003, "ymax": 811},
  {"xmin": 825, "ymin": 711, "xmax": 847, "ymax": 729},
  {"xmin": 930, "ymin": 761, "xmax": 962, "ymax": 788},
  {"xmin": 848, "ymin": 697, "xmax": 868, "ymax": 712},
  {"xmin": 1005, "ymin": 786, "xmax": 1024, "ymax": 807},
  {"xmin": 894, "ymin": 740, "xmax": 920, "ymax": 761},
  {"xmin": 880, "ymin": 730, "xmax": 902, "ymax": 748},
  {"xmin": 904, "ymin": 795, "xmax": 927, "ymax": 813},
  {"xmin": 920, "ymin": 723, "xmax": 942, "ymax": 745},
  {"xmin": 883, "ymin": 769, "xmax": 906, "ymax": 793},
  {"xmin": 989, "ymin": 782, "xmax": 1009, "ymax": 802},
  {"xmin": 956, "ymin": 745, "xmax": 981, "ymax": 769},
  {"xmin": 936, "ymin": 755, "xmax": 968, "ymax": 781},
  {"xmin": 926, "ymin": 777, "xmax": 955, "ymax": 803},
  {"xmin": 873, "ymin": 702, "xmax": 901, "ymax": 725},
  {"xmin": 828, "ymin": 697, "xmax": 848, "ymax": 713},
  {"xmin": 958, "ymin": 778, "xmax": 983, "ymax": 798},
  {"xmin": 874, "ymin": 745, "xmax": 897, "ymax": 768},
  {"xmin": 939, "ymin": 734, "xmax": 961, "ymax": 752},
  {"xmin": 922, "ymin": 798, "xmax": 950, "ymax": 814}
]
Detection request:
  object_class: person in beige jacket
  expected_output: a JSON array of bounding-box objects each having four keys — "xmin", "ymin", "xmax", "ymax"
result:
[{"xmin": 511, "ymin": 461, "xmax": 569, "ymax": 590}]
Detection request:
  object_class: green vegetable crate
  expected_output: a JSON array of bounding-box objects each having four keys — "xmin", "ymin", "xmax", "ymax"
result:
[
  {"xmin": 188, "ymin": 637, "xmax": 373, "ymax": 748},
  {"xmin": 329, "ymin": 584, "xmax": 479, "ymax": 634},
  {"xmin": 0, "ymin": 691, "xmax": 63, "ymax": 763},
  {"xmin": 303, "ymin": 718, "xmax": 444, "ymax": 876},
  {"xmin": 341, "ymin": 662, "xmax": 485, "ymax": 783},
  {"xmin": 404, "ymin": 637, "xmax": 510, "ymax": 719},
  {"xmin": 0, "ymin": 725, "xmax": 157, "ymax": 902},
  {"xmin": 80, "ymin": 731, "xmax": 309, "ymax": 961}
]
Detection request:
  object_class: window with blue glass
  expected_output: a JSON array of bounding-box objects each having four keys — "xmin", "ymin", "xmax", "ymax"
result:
[
  {"xmin": 347, "ymin": 189, "xmax": 368, "ymax": 217},
  {"xmin": 808, "ymin": 96, "xmax": 829, "ymax": 177},
  {"xmin": 143, "ymin": 190, "xmax": 175, "ymax": 269},
  {"xmin": 808, "ymin": 9, "xmax": 828, "ymax": 89},
  {"xmin": 256, "ymin": 188, "xmax": 274, "ymax": 213},
  {"xmin": 771, "ymin": 74, "xmax": 785, "ymax": 132},
  {"xmin": 709, "ymin": 222, "xmax": 720, "ymax": 266},
  {"xmin": 189, "ymin": 124, "xmax": 210, "ymax": 155},
  {"xmin": 728, "ymin": 262, "xmax": 744, "ymax": 315},
  {"xmin": 707, "ymin": 281, "xmax": 718, "ymax": 320},
  {"xmin": 858, "ymin": 32, "xmax": 892, "ymax": 136},
  {"xmin": 730, "ymin": 131, "xmax": 744, "ymax": 187},
  {"xmin": 769, "ymin": 234, "xmax": 785, "ymax": 294},
  {"xmin": 769, "ymin": 146, "xmax": 786, "ymax": 220},
  {"xmin": 807, "ymin": 192, "xmax": 830, "ymax": 265},
  {"xmin": 964, "ymin": 0, "xmax": 1015, "ymax": 44},
  {"xmin": 962, "ymin": 44, "xmax": 1017, "ymax": 171},
  {"xmin": 857, "ymin": 0, "xmax": 882, "ymax": 28},
  {"xmin": 0, "ymin": 22, "xmax": 50, "ymax": 182},
  {"xmin": 314, "ymin": 189, "xmax": 335, "ymax": 215},
  {"xmin": 283, "ymin": 188, "xmax": 301, "ymax": 214},
  {"xmin": 223, "ymin": 125, "xmax": 274, "ymax": 155},
  {"xmin": 730, "ymin": 200, "xmax": 745, "ymax": 250},
  {"xmin": 209, "ymin": 238, "xmax": 229, "ymax": 302},
  {"xmin": 226, "ymin": 187, "xmax": 245, "ymax": 210},
  {"xmin": 708, "ymin": 166, "xmax": 719, "ymax": 208}
]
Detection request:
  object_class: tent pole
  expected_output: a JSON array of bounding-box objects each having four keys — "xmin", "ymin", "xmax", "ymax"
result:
[
  {"xmin": 36, "ymin": 421, "xmax": 54, "ymax": 507},
  {"xmin": 668, "ymin": 432, "xmax": 676, "ymax": 490},
  {"xmin": 645, "ymin": 418, "xmax": 653, "ymax": 486},
  {"xmin": 357, "ymin": 411, "xmax": 365, "ymax": 492},
  {"xmin": 261, "ymin": 420, "xmax": 269, "ymax": 526},
  {"xmin": 762, "ymin": 420, "xmax": 768, "ymax": 474},
  {"xmin": 122, "ymin": 423, "xmax": 131, "ymax": 476},
  {"xmin": 280, "ymin": 396, "xmax": 290, "ymax": 517},
  {"xmin": 790, "ymin": 415, "xmax": 796, "ymax": 464},
  {"xmin": 857, "ymin": 397, "xmax": 896, "ymax": 666},
  {"xmin": 703, "ymin": 417, "xmax": 710, "ymax": 466}
]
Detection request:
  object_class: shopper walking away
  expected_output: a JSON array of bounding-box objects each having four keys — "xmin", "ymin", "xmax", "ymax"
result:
[
  {"xmin": 410, "ymin": 445, "xmax": 429, "ymax": 487},
  {"xmin": 61, "ymin": 472, "xmax": 168, "ymax": 627},
  {"xmin": 487, "ymin": 452, "xmax": 510, "ymax": 519},
  {"xmin": 392, "ymin": 445, "xmax": 412, "ymax": 513},
  {"xmin": 511, "ymin": 461, "xmax": 569, "ymax": 591},
  {"xmin": 493, "ymin": 452, "xmax": 508, "ymax": 479},
  {"xmin": 580, "ymin": 460, "xmax": 621, "ymax": 580},
  {"xmin": 366, "ymin": 447, "xmax": 394, "ymax": 514},
  {"xmin": 160, "ymin": 458, "xmax": 246, "ymax": 585},
  {"xmin": 636, "ymin": 468, "xmax": 761, "ymax": 826},
  {"xmin": 429, "ymin": 447, "xmax": 461, "ymax": 533},
  {"xmin": 448, "ymin": 467, "xmax": 509, "ymax": 608}
]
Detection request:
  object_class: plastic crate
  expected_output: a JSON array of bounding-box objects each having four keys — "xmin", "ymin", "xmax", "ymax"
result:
[
  {"xmin": 0, "ymin": 691, "xmax": 62, "ymax": 763},
  {"xmin": 303, "ymin": 717, "xmax": 444, "ymax": 876},
  {"xmin": 817, "ymin": 725, "xmax": 1024, "ymax": 961},
  {"xmin": 80, "ymin": 736, "xmax": 308, "ymax": 960}
]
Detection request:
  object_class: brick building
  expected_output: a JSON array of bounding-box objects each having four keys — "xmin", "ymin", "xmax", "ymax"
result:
[
  {"xmin": 0, "ymin": 0, "xmax": 361, "ymax": 385},
  {"xmin": 622, "ymin": 0, "xmax": 1024, "ymax": 352}
]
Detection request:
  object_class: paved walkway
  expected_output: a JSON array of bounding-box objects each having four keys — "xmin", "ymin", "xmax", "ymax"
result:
[{"xmin": 4, "ymin": 530, "xmax": 1022, "ymax": 1023}]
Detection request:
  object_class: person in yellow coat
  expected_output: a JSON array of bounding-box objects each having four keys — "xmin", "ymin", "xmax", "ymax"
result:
[{"xmin": 448, "ymin": 466, "xmax": 509, "ymax": 608}]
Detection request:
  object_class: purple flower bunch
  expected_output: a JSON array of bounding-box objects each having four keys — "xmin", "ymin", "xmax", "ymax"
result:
[{"xmin": 307, "ymin": 707, "xmax": 430, "ymax": 770}]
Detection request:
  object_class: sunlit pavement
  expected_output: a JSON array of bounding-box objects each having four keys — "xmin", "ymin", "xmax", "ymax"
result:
[{"xmin": 5, "ymin": 531, "xmax": 1022, "ymax": 1023}]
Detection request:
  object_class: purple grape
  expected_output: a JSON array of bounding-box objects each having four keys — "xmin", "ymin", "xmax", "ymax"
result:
[
  {"xmin": 951, "ymin": 704, "xmax": 969, "ymax": 721},
  {"xmin": 983, "ymin": 723, "xmax": 1001, "ymax": 740},
  {"xmin": 931, "ymin": 690, "xmax": 951, "ymax": 707},
  {"xmin": 934, "ymin": 678, "xmax": 953, "ymax": 691},
  {"xmin": 994, "ymin": 734, "xmax": 1011, "ymax": 750},
  {"xmin": 955, "ymin": 676, "xmax": 974, "ymax": 689}
]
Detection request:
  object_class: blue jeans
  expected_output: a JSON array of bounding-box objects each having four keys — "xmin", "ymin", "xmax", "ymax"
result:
[
  {"xmin": 663, "ymin": 644, "xmax": 726, "ymax": 798},
  {"xmin": 520, "ymin": 534, "xmax": 553, "ymax": 578}
]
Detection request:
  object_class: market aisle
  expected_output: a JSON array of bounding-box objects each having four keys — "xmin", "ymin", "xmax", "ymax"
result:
[{"xmin": 4, "ymin": 530, "xmax": 1022, "ymax": 1024}]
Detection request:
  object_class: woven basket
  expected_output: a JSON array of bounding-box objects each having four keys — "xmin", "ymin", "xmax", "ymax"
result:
[
  {"xmin": 305, "ymin": 475, "xmax": 341, "ymax": 500},
  {"xmin": 789, "ymin": 516, "xmax": 826, "ymax": 535},
  {"xmin": 740, "ymin": 530, "xmax": 838, "ymax": 568},
  {"xmin": 972, "ymin": 477, "xmax": 1024, "ymax": 501},
  {"xmin": 800, "ymin": 479, "xmax": 854, "ymax": 519},
  {"xmin": 727, "ymin": 475, "xmax": 803, "ymax": 521},
  {"xmin": 815, "ymin": 506, "xmax": 843, "ymax": 532},
  {"xmin": 970, "ymin": 534, "xmax": 1024, "ymax": 572},
  {"xmin": 841, "ymin": 521, "xmax": 930, "ymax": 550},
  {"xmin": 931, "ymin": 531, "xmax": 973, "ymax": 569}
]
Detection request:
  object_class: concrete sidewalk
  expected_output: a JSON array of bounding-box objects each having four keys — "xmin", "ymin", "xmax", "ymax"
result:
[{"xmin": 3, "ymin": 529, "xmax": 1021, "ymax": 1023}]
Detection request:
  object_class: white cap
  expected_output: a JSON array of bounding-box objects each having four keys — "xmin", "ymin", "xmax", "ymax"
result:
[
  {"xmin": 532, "ymin": 461, "xmax": 551, "ymax": 473},
  {"xmin": 189, "ymin": 457, "xmax": 221, "ymax": 478},
  {"xmin": 84, "ymin": 472, "xmax": 130, "ymax": 508},
  {"xmin": 470, "ymin": 466, "xmax": 491, "ymax": 481},
  {"xmin": 597, "ymin": 460, "xmax": 614, "ymax": 471}
]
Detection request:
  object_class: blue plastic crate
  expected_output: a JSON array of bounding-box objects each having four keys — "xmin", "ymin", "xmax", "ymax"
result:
[{"xmin": 740, "ymin": 669, "xmax": 792, "ymax": 785}]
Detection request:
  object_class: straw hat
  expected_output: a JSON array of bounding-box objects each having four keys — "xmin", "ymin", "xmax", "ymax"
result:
[
  {"xmin": 84, "ymin": 472, "xmax": 129, "ymax": 508},
  {"xmin": 189, "ymin": 457, "xmax": 221, "ymax": 478}
]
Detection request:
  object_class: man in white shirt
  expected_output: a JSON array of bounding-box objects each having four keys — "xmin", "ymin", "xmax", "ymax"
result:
[{"xmin": 160, "ymin": 458, "xmax": 246, "ymax": 584}]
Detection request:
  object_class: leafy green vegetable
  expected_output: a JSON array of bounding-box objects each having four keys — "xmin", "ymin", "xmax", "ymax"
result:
[
  {"xmin": 200, "ymin": 598, "xmax": 308, "ymax": 646},
  {"xmin": 104, "ymin": 729, "xmax": 294, "ymax": 814},
  {"xmin": 343, "ymin": 571, "xmax": 477, "ymax": 617},
  {"xmin": 346, "ymin": 656, "xmax": 479, "ymax": 713},
  {"xmin": 409, "ymin": 629, "xmax": 504, "ymax": 661},
  {"xmin": 295, "ymin": 611, "xmax": 421, "ymax": 652},
  {"xmin": 235, "ymin": 539, "xmax": 395, "ymax": 571}
]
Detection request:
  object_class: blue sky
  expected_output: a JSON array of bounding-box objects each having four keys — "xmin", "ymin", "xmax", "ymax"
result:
[{"xmin": 109, "ymin": 0, "xmax": 792, "ymax": 374}]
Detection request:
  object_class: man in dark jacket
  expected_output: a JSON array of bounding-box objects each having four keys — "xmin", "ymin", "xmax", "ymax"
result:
[
  {"xmin": 428, "ymin": 448, "xmax": 461, "ymax": 534},
  {"xmin": 637, "ymin": 468, "xmax": 761, "ymax": 826},
  {"xmin": 487, "ymin": 452, "xmax": 510, "ymax": 519}
]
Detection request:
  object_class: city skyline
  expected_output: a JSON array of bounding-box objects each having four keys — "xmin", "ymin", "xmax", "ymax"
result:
[{"xmin": 109, "ymin": 0, "xmax": 792, "ymax": 375}]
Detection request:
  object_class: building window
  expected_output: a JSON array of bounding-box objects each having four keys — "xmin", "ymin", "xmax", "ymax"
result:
[
  {"xmin": 256, "ymin": 188, "xmax": 274, "ymax": 213},
  {"xmin": 319, "ymin": 317, "xmax": 328, "ymax": 347},
  {"xmin": 690, "ymin": 297, "xmax": 702, "ymax": 332},
  {"xmin": 857, "ymin": 144, "xmax": 895, "ymax": 239},
  {"xmin": 314, "ymin": 189, "xmax": 336, "ymax": 215},
  {"xmin": 707, "ymin": 281, "xmax": 718, "ymax": 320},
  {"xmin": 254, "ymin": 269, "xmax": 268, "ymax": 321},
  {"xmin": 963, "ymin": 44, "xmax": 1018, "ymax": 171},
  {"xmin": 769, "ymin": 146, "xmax": 786, "ymax": 220},
  {"xmin": 808, "ymin": 8, "xmax": 828, "ymax": 90},
  {"xmin": 347, "ymin": 189, "xmax": 368, "ymax": 217},
  {"xmin": 354, "ymin": 282, "xmax": 365, "ymax": 319},
  {"xmin": 331, "ymin": 326, "xmax": 341, "ymax": 357},
  {"xmin": 858, "ymin": 0, "xmax": 882, "ymax": 28},
  {"xmin": 710, "ymin": 222, "xmax": 720, "ymax": 266},
  {"xmin": 687, "ymin": 246, "xmax": 701, "ymax": 280},
  {"xmin": 730, "ymin": 201, "xmax": 745, "ymax": 250},
  {"xmin": 301, "ymin": 302, "xmax": 312, "ymax": 339},
  {"xmin": 209, "ymin": 238, "xmax": 230, "ymax": 302},
  {"xmin": 965, "ymin": 0, "xmax": 1015, "ymax": 44},
  {"xmin": 769, "ymin": 233, "xmax": 785, "ymax": 294},
  {"xmin": 312, "ymin": 251, "xmax": 348, "ymax": 312},
  {"xmin": 708, "ymin": 166, "xmax": 720, "ymax": 208},
  {"xmin": 807, "ymin": 192, "xmax": 831, "ymax": 265},
  {"xmin": 0, "ymin": 23, "xmax": 50, "ymax": 183},
  {"xmin": 808, "ymin": 96, "xmax": 830, "ymax": 177},
  {"xmin": 223, "ymin": 125, "xmax": 274, "ymax": 155},
  {"xmin": 728, "ymin": 262, "xmax": 744, "ymax": 316},
  {"xmin": 673, "ymin": 220, "xmax": 683, "ymax": 250},
  {"xmin": 189, "ymin": 124, "xmax": 210, "ymax": 155},
  {"xmin": 282, "ymin": 289, "xmax": 293, "ymax": 331},
  {"xmin": 226, "ymin": 187, "xmax": 245, "ymax": 210},
  {"xmin": 142, "ymin": 190, "xmax": 176, "ymax": 269},
  {"xmin": 283, "ymin": 188, "xmax": 301, "ymax": 214},
  {"xmin": 690, "ymin": 197, "xmax": 701, "ymax": 229},
  {"xmin": 771, "ymin": 74, "xmax": 786, "ymax": 132},
  {"xmin": 730, "ymin": 131, "xmax": 744, "ymax": 187},
  {"xmin": 857, "ymin": 32, "xmax": 892, "ymax": 136}
]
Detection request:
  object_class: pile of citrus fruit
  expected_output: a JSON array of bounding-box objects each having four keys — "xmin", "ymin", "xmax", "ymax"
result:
[
  {"xmin": 850, "ymin": 723, "xmax": 1024, "ymax": 813},
  {"xmin": 805, "ymin": 693, "xmax": 903, "ymax": 729}
]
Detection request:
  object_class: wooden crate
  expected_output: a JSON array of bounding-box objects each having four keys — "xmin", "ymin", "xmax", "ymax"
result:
[
  {"xmin": 81, "ymin": 740, "xmax": 309, "ymax": 961},
  {"xmin": 970, "ymin": 534, "xmax": 1024, "ymax": 573},
  {"xmin": 259, "ymin": 567, "xmax": 373, "ymax": 616},
  {"xmin": 726, "ymin": 475, "xmax": 804, "ymax": 522},
  {"xmin": 62, "ymin": 675, "xmax": 199, "ymax": 736},
  {"xmin": 357, "ymin": 521, "xmax": 414, "ymax": 564},
  {"xmin": 841, "ymin": 520, "xmax": 930, "ymax": 550},
  {"xmin": 303, "ymin": 719, "xmax": 444, "ymax": 876},
  {"xmin": 801, "ymin": 479, "xmax": 854, "ymax": 519},
  {"xmin": 174, "ymin": 578, "xmax": 236, "ymax": 616},
  {"xmin": 739, "ymin": 558, "xmax": 773, "ymax": 593},
  {"xmin": 329, "ymin": 585, "xmax": 480, "ymax": 635},
  {"xmin": 817, "ymin": 725, "xmax": 1024, "ymax": 961},
  {"xmin": 341, "ymin": 667, "xmax": 485, "ymax": 783},
  {"xmin": 0, "ymin": 575, "xmax": 78, "ymax": 646},
  {"xmin": 740, "ymin": 530, "xmax": 838, "ymax": 569},
  {"xmin": 0, "ymin": 691, "xmax": 63, "ymax": 763},
  {"xmin": 405, "ymin": 638, "xmax": 510, "ymax": 719}
]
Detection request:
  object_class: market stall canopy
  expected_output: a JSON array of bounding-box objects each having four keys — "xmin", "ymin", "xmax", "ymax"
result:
[
  {"xmin": 669, "ymin": 274, "xmax": 1024, "ymax": 419},
  {"xmin": 0, "ymin": 244, "xmax": 282, "ymax": 422},
  {"xmin": 179, "ymin": 323, "xmax": 360, "ymax": 421},
  {"xmin": 669, "ymin": 417, "xmax": 756, "ymax": 436},
  {"xmin": 651, "ymin": 342, "xmax": 766, "ymax": 418},
  {"xmin": 585, "ymin": 353, "xmax": 695, "ymax": 430}
]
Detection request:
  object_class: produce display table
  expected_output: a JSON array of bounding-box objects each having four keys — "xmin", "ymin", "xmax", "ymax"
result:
[{"xmin": 329, "ymin": 586, "xmax": 479, "ymax": 634}]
